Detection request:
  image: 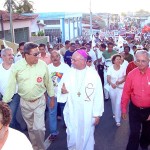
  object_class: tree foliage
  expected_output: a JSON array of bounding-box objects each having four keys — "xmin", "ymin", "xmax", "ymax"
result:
[
  {"xmin": 4, "ymin": 0, "xmax": 18, "ymax": 12},
  {"xmin": 4, "ymin": 0, "xmax": 34, "ymax": 13},
  {"xmin": 135, "ymin": 9, "xmax": 150, "ymax": 17}
]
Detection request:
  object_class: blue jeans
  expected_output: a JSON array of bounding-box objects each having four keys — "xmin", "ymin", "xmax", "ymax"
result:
[
  {"xmin": 59, "ymin": 102, "xmax": 66, "ymax": 126},
  {"xmin": 47, "ymin": 97, "xmax": 59, "ymax": 135},
  {"xmin": 8, "ymin": 93, "xmax": 20, "ymax": 130}
]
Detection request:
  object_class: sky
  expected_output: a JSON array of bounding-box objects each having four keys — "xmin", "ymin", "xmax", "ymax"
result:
[{"xmin": 0, "ymin": 0, "xmax": 150, "ymax": 14}]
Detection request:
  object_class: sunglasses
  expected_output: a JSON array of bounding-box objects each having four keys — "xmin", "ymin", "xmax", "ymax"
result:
[
  {"xmin": 28, "ymin": 52, "xmax": 40, "ymax": 57},
  {"xmin": 87, "ymin": 60, "xmax": 92, "ymax": 63}
]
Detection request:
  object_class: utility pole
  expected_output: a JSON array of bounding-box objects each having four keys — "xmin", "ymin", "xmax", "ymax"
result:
[
  {"xmin": 90, "ymin": 0, "xmax": 92, "ymax": 36},
  {"xmin": 108, "ymin": 13, "xmax": 110, "ymax": 31},
  {"xmin": 9, "ymin": 0, "xmax": 15, "ymax": 43},
  {"xmin": 0, "ymin": 14, "xmax": 5, "ymax": 39}
]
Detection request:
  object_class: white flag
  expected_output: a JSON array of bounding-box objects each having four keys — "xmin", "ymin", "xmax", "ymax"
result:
[
  {"xmin": 2, "ymin": 40, "xmax": 8, "ymax": 48},
  {"xmin": 91, "ymin": 34, "xmax": 95, "ymax": 48},
  {"xmin": 117, "ymin": 35, "xmax": 124, "ymax": 47}
]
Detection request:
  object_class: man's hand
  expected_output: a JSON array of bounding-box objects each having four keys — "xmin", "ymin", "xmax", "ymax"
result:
[
  {"xmin": 98, "ymin": 58, "xmax": 102, "ymax": 63},
  {"xmin": 50, "ymin": 96, "xmax": 55, "ymax": 109},
  {"xmin": 147, "ymin": 115, "xmax": 150, "ymax": 121},
  {"xmin": 61, "ymin": 83, "xmax": 68, "ymax": 94},
  {"xmin": 93, "ymin": 117, "xmax": 100, "ymax": 126},
  {"xmin": 116, "ymin": 81, "xmax": 120, "ymax": 86},
  {"xmin": 122, "ymin": 113, "xmax": 127, "ymax": 120}
]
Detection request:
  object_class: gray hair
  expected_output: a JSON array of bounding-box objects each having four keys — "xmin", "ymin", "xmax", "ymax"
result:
[
  {"xmin": 135, "ymin": 50, "xmax": 150, "ymax": 59},
  {"xmin": 1, "ymin": 47, "xmax": 13, "ymax": 57},
  {"xmin": 51, "ymin": 50, "xmax": 61, "ymax": 57},
  {"xmin": 24, "ymin": 42, "xmax": 38, "ymax": 54},
  {"xmin": 50, "ymin": 50, "xmax": 61, "ymax": 57}
]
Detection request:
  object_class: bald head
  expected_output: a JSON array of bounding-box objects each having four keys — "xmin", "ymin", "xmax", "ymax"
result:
[{"xmin": 71, "ymin": 51, "xmax": 86, "ymax": 70}]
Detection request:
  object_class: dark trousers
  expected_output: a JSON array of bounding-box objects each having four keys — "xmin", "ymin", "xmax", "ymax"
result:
[
  {"xmin": 8, "ymin": 93, "xmax": 20, "ymax": 129},
  {"xmin": 97, "ymin": 64, "xmax": 104, "ymax": 86},
  {"xmin": 127, "ymin": 102, "xmax": 150, "ymax": 150}
]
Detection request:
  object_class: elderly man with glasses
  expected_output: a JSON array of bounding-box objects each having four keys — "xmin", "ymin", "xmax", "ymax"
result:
[
  {"xmin": 121, "ymin": 50, "xmax": 150, "ymax": 150},
  {"xmin": 2, "ymin": 42, "xmax": 54, "ymax": 150}
]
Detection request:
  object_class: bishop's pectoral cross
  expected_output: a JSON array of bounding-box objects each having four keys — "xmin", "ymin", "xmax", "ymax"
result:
[{"xmin": 77, "ymin": 92, "xmax": 81, "ymax": 97}]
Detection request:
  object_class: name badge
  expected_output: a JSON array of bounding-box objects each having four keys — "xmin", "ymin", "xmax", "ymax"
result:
[{"xmin": 37, "ymin": 77, "xmax": 42, "ymax": 83}]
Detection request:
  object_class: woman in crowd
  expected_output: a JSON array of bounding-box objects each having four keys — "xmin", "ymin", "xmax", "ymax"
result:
[
  {"xmin": 0, "ymin": 101, "xmax": 33, "ymax": 150},
  {"xmin": 124, "ymin": 46, "xmax": 134, "ymax": 63},
  {"xmin": 126, "ymin": 50, "xmax": 138, "ymax": 75},
  {"xmin": 107, "ymin": 54, "xmax": 126, "ymax": 127}
]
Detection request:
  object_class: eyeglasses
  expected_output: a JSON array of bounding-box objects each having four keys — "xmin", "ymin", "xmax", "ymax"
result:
[
  {"xmin": 71, "ymin": 58, "xmax": 83, "ymax": 62},
  {"xmin": 28, "ymin": 52, "xmax": 40, "ymax": 57},
  {"xmin": 87, "ymin": 60, "xmax": 92, "ymax": 63},
  {"xmin": 136, "ymin": 60, "xmax": 148, "ymax": 64}
]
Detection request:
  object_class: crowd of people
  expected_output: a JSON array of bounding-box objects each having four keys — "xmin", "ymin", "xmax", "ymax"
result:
[{"xmin": 0, "ymin": 32, "xmax": 150, "ymax": 150}]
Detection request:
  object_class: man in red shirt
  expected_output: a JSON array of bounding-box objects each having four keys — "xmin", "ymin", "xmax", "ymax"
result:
[{"xmin": 121, "ymin": 50, "xmax": 150, "ymax": 150}]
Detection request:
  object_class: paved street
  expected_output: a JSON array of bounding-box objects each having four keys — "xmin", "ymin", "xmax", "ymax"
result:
[
  {"xmin": 17, "ymin": 99, "xmax": 149, "ymax": 150},
  {"xmin": 46, "ymin": 100, "xmax": 130, "ymax": 150}
]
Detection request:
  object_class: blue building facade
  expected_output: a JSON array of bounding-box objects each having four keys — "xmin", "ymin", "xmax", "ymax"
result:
[{"xmin": 37, "ymin": 12, "xmax": 83, "ymax": 43}]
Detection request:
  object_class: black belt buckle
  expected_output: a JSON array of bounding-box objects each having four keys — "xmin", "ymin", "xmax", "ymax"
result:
[{"xmin": 139, "ymin": 107, "xmax": 144, "ymax": 110}]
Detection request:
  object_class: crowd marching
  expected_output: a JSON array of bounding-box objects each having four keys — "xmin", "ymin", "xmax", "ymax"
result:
[{"xmin": 0, "ymin": 32, "xmax": 150, "ymax": 150}]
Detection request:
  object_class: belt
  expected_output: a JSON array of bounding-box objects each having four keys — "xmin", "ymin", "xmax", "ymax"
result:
[
  {"xmin": 28, "ymin": 98, "xmax": 39, "ymax": 102},
  {"xmin": 131, "ymin": 102, "xmax": 150, "ymax": 110},
  {"xmin": 139, "ymin": 107, "xmax": 150, "ymax": 110}
]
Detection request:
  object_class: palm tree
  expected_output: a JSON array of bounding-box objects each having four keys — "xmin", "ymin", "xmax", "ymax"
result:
[
  {"xmin": 17, "ymin": 0, "xmax": 34, "ymax": 13},
  {"xmin": 4, "ymin": 0, "xmax": 18, "ymax": 12},
  {"xmin": 4, "ymin": 0, "xmax": 34, "ymax": 13}
]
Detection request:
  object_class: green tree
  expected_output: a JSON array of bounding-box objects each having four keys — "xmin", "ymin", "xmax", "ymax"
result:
[
  {"xmin": 4, "ymin": 0, "xmax": 34, "ymax": 13},
  {"xmin": 17, "ymin": 0, "xmax": 34, "ymax": 13},
  {"xmin": 121, "ymin": 12, "xmax": 127, "ymax": 18},
  {"xmin": 4, "ymin": 0, "xmax": 18, "ymax": 12},
  {"xmin": 135, "ymin": 9, "xmax": 150, "ymax": 17}
]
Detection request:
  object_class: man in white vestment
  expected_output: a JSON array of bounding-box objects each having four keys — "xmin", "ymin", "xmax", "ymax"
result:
[{"xmin": 57, "ymin": 50, "xmax": 104, "ymax": 150}]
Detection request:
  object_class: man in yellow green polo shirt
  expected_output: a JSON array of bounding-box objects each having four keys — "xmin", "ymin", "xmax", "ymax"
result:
[{"xmin": 2, "ymin": 42, "xmax": 55, "ymax": 150}]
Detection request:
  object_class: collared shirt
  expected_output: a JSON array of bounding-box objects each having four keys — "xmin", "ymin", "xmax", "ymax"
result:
[
  {"xmin": 121, "ymin": 68, "xmax": 150, "ymax": 113},
  {"xmin": 3, "ymin": 59, "xmax": 54, "ymax": 103},
  {"xmin": 39, "ymin": 53, "xmax": 51, "ymax": 65},
  {"xmin": 14, "ymin": 51, "xmax": 23, "ymax": 63}
]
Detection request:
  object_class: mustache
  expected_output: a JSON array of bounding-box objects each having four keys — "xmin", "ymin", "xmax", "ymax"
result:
[{"xmin": 53, "ymin": 59, "xmax": 58, "ymax": 61}]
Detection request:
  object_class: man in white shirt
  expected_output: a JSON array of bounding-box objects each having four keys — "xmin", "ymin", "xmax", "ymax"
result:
[
  {"xmin": 0, "ymin": 48, "xmax": 20, "ymax": 130},
  {"xmin": 48, "ymin": 50, "xmax": 70, "ymax": 141},
  {"xmin": 14, "ymin": 42, "xmax": 25, "ymax": 62},
  {"xmin": 85, "ymin": 43, "xmax": 97, "ymax": 63}
]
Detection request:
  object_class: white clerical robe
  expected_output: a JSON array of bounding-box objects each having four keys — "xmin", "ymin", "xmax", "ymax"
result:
[{"xmin": 57, "ymin": 66, "xmax": 104, "ymax": 150}]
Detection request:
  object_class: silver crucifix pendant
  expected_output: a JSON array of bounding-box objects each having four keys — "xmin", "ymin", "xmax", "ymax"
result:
[{"xmin": 77, "ymin": 92, "xmax": 81, "ymax": 97}]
